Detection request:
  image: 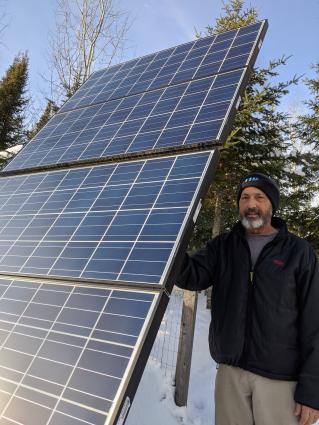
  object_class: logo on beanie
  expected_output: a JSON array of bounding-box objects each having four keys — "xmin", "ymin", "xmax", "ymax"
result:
[{"xmin": 244, "ymin": 177, "xmax": 260, "ymax": 183}]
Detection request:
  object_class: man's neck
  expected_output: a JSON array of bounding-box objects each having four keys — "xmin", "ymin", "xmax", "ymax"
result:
[{"xmin": 246, "ymin": 224, "xmax": 278, "ymax": 236}]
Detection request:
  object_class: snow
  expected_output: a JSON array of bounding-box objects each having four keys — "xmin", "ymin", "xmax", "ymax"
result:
[
  {"xmin": 126, "ymin": 292, "xmax": 217, "ymax": 425},
  {"xmin": 0, "ymin": 144, "xmax": 23, "ymax": 160}
]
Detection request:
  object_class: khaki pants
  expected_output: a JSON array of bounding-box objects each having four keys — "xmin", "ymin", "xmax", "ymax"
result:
[{"xmin": 215, "ymin": 364, "xmax": 298, "ymax": 425}]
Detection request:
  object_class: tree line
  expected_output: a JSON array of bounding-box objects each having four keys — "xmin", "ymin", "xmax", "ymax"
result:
[{"xmin": 0, "ymin": 0, "xmax": 318, "ymax": 251}]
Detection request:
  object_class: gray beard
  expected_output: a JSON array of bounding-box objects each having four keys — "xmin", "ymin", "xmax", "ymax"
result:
[{"xmin": 241, "ymin": 216, "xmax": 265, "ymax": 230}]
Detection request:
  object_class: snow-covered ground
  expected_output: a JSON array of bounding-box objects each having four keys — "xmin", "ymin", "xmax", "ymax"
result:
[{"xmin": 126, "ymin": 292, "xmax": 217, "ymax": 425}]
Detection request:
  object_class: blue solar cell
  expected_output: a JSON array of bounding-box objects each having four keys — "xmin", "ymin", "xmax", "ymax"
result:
[
  {"xmin": 220, "ymin": 54, "xmax": 250, "ymax": 73},
  {"xmin": 186, "ymin": 120, "xmax": 222, "ymax": 143}
]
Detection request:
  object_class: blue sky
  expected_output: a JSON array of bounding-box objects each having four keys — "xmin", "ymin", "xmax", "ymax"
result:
[{"xmin": 1, "ymin": 0, "xmax": 318, "ymax": 114}]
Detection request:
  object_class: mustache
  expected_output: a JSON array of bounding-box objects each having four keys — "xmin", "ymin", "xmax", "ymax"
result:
[{"xmin": 244, "ymin": 208, "xmax": 261, "ymax": 215}]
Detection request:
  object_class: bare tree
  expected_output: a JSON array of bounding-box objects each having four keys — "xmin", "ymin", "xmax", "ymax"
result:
[
  {"xmin": 0, "ymin": 15, "xmax": 6, "ymax": 37},
  {"xmin": 49, "ymin": 0, "xmax": 130, "ymax": 101},
  {"xmin": 0, "ymin": 1, "xmax": 8, "ymax": 43}
]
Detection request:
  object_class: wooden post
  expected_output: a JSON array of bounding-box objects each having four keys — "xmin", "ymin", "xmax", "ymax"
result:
[{"xmin": 174, "ymin": 290, "xmax": 198, "ymax": 406}]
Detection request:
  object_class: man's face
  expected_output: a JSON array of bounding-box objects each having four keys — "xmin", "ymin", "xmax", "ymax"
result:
[{"xmin": 239, "ymin": 187, "xmax": 273, "ymax": 230}]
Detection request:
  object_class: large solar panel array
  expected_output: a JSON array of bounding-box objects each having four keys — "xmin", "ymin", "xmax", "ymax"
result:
[
  {"xmin": 0, "ymin": 21, "xmax": 267, "ymax": 425},
  {"xmin": 3, "ymin": 21, "xmax": 267, "ymax": 173}
]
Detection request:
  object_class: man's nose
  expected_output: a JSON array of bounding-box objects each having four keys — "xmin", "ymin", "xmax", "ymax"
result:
[{"xmin": 247, "ymin": 198, "xmax": 257, "ymax": 208}]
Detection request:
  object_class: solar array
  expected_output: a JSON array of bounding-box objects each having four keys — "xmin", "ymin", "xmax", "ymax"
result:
[
  {"xmin": 3, "ymin": 22, "xmax": 266, "ymax": 173},
  {"xmin": 0, "ymin": 20, "xmax": 267, "ymax": 425}
]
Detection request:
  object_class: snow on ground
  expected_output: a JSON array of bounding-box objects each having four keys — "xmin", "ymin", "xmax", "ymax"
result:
[{"xmin": 126, "ymin": 292, "xmax": 216, "ymax": 425}]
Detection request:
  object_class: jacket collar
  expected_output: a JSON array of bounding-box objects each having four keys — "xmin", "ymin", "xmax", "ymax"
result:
[{"xmin": 232, "ymin": 216, "xmax": 288, "ymax": 237}]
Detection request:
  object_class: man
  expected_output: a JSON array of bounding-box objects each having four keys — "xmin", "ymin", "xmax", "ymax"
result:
[{"xmin": 176, "ymin": 173, "xmax": 319, "ymax": 425}]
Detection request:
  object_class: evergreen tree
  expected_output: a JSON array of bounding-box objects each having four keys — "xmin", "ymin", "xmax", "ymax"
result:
[
  {"xmin": 289, "ymin": 63, "xmax": 319, "ymax": 252},
  {"xmin": 190, "ymin": 0, "xmax": 315, "ymax": 250},
  {"xmin": 27, "ymin": 99, "xmax": 59, "ymax": 140},
  {"xmin": 299, "ymin": 63, "xmax": 319, "ymax": 148},
  {"xmin": 203, "ymin": 0, "xmax": 257, "ymax": 34},
  {"xmin": 0, "ymin": 53, "xmax": 29, "ymax": 150}
]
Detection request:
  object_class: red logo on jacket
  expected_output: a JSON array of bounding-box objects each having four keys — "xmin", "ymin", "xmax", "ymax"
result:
[{"xmin": 273, "ymin": 259, "xmax": 284, "ymax": 267}]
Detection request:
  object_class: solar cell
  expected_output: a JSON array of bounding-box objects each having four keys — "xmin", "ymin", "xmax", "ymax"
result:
[
  {"xmin": 0, "ymin": 276, "xmax": 162, "ymax": 425},
  {"xmin": 3, "ymin": 21, "xmax": 267, "ymax": 173},
  {"xmin": 0, "ymin": 151, "xmax": 217, "ymax": 286}
]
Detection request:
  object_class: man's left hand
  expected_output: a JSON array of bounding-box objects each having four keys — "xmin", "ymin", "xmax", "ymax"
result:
[{"xmin": 295, "ymin": 403, "xmax": 319, "ymax": 425}]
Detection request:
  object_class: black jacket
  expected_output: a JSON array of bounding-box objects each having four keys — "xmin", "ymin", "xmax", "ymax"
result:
[{"xmin": 176, "ymin": 217, "xmax": 319, "ymax": 409}]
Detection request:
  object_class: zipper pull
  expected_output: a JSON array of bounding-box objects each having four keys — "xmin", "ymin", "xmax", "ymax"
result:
[{"xmin": 250, "ymin": 271, "xmax": 254, "ymax": 285}]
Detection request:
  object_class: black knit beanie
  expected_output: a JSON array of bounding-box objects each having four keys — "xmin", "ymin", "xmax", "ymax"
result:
[{"xmin": 237, "ymin": 173, "xmax": 280, "ymax": 213}]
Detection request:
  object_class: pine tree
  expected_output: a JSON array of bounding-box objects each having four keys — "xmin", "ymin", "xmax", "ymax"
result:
[
  {"xmin": 27, "ymin": 99, "xmax": 59, "ymax": 140},
  {"xmin": 0, "ymin": 53, "xmax": 29, "ymax": 150},
  {"xmin": 289, "ymin": 63, "xmax": 319, "ymax": 252},
  {"xmin": 190, "ymin": 0, "xmax": 314, "ymax": 250},
  {"xmin": 203, "ymin": 0, "xmax": 257, "ymax": 34},
  {"xmin": 299, "ymin": 63, "xmax": 319, "ymax": 148}
]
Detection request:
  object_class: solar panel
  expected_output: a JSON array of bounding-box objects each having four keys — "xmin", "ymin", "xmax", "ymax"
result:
[
  {"xmin": 3, "ymin": 21, "xmax": 267, "ymax": 173},
  {"xmin": 0, "ymin": 151, "xmax": 217, "ymax": 286},
  {"xmin": 5, "ymin": 69, "xmax": 243, "ymax": 171},
  {"xmin": 58, "ymin": 22, "xmax": 263, "ymax": 112},
  {"xmin": 0, "ymin": 276, "xmax": 165, "ymax": 425}
]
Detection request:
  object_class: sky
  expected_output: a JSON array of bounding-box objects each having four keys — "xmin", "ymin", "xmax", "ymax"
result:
[{"xmin": 0, "ymin": 0, "xmax": 319, "ymax": 116}]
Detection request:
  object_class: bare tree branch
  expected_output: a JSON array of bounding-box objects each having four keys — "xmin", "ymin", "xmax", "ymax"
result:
[
  {"xmin": 48, "ymin": 0, "xmax": 131, "ymax": 103},
  {"xmin": 0, "ymin": 1, "xmax": 9, "ymax": 45}
]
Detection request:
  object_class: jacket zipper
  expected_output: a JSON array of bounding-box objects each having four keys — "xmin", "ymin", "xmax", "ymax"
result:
[
  {"xmin": 240, "ymin": 239, "xmax": 253, "ymax": 367},
  {"xmin": 240, "ymin": 236, "xmax": 279, "ymax": 367}
]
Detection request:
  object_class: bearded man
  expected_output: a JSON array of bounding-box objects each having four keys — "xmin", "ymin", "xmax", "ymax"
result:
[{"xmin": 176, "ymin": 173, "xmax": 319, "ymax": 425}]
